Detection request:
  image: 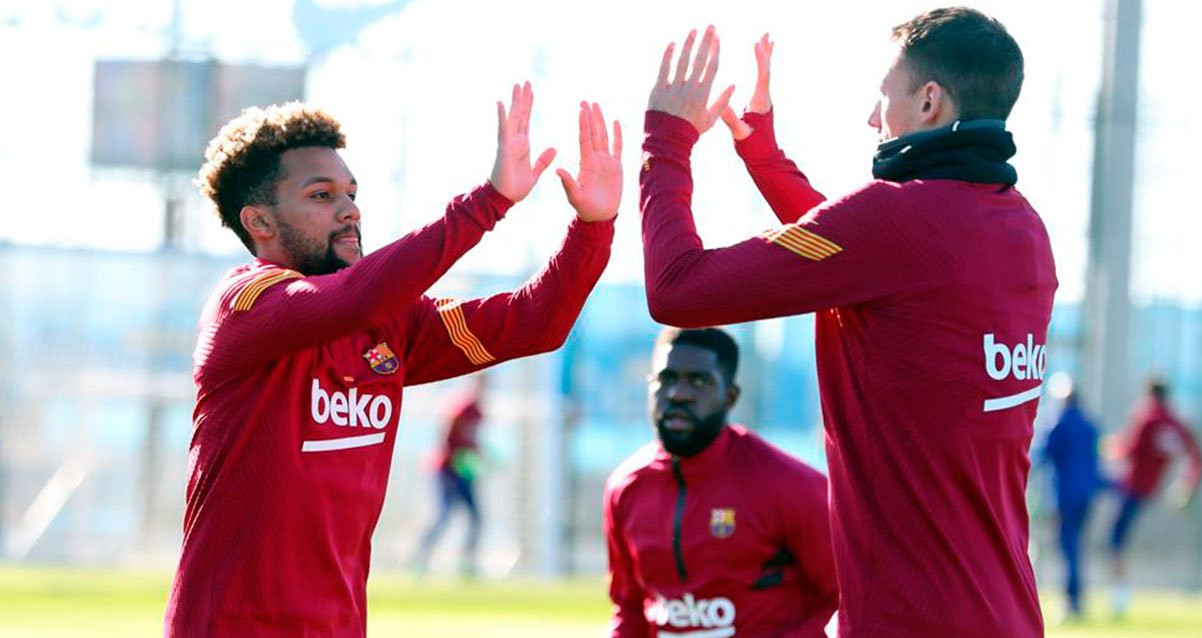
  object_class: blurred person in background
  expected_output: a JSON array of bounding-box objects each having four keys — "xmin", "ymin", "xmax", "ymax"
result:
[
  {"xmin": 412, "ymin": 373, "xmax": 489, "ymax": 577},
  {"xmin": 165, "ymin": 87, "xmax": 623, "ymax": 636},
  {"xmin": 1106, "ymin": 377, "xmax": 1201, "ymax": 617},
  {"xmin": 639, "ymin": 8, "xmax": 1053, "ymax": 637},
  {"xmin": 603, "ymin": 327, "xmax": 838, "ymax": 637},
  {"xmin": 1037, "ymin": 375, "xmax": 1106, "ymax": 621}
]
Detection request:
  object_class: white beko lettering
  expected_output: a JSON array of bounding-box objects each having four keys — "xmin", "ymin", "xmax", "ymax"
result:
[
  {"xmin": 648, "ymin": 593, "xmax": 736, "ymax": 637},
  {"xmin": 982, "ymin": 334, "xmax": 1046, "ymax": 412},
  {"xmin": 306, "ymin": 379, "xmax": 394, "ymax": 451}
]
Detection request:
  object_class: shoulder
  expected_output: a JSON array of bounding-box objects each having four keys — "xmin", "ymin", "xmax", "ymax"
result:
[
  {"xmin": 605, "ymin": 442, "xmax": 662, "ymax": 500},
  {"xmin": 210, "ymin": 263, "xmax": 304, "ymax": 315}
]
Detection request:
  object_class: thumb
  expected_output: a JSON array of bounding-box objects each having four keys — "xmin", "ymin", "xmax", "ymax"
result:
[
  {"xmin": 720, "ymin": 106, "xmax": 752, "ymax": 141},
  {"xmin": 556, "ymin": 168, "xmax": 578, "ymax": 201},
  {"xmin": 706, "ymin": 85, "xmax": 737, "ymax": 130},
  {"xmin": 532, "ymin": 148, "xmax": 557, "ymax": 181},
  {"xmin": 720, "ymin": 106, "xmax": 749, "ymax": 137}
]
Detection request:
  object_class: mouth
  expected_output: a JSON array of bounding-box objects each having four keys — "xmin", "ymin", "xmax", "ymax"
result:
[
  {"xmin": 659, "ymin": 410, "xmax": 695, "ymax": 432},
  {"xmin": 332, "ymin": 228, "xmax": 361, "ymax": 250}
]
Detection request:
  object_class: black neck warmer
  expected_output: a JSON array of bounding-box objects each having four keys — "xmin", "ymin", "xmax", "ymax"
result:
[{"xmin": 871, "ymin": 119, "xmax": 1017, "ymax": 186}]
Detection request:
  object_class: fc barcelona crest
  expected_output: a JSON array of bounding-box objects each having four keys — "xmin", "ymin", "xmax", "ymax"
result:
[
  {"xmin": 710, "ymin": 508, "xmax": 736, "ymax": 539},
  {"xmin": 363, "ymin": 342, "xmax": 399, "ymax": 375}
]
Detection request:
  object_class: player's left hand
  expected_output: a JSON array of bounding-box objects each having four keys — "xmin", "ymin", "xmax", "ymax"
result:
[
  {"xmin": 648, "ymin": 25, "xmax": 736, "ymax": 135},
  {"xmin": 557, "ymin": 101, "xmax": 622, "ymax": 222},
  {"xmin": 490, "ymin": 81, "xmax": 556, "ymax": 202}
]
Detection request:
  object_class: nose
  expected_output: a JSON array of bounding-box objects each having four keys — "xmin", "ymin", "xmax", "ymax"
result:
[
  {"xmin": 338, "ymin": 197, "xmax": 360, "ymax": 223},
  {"xmin": 867, "ymin": 101, "xmax": 881, "ymax": 131}
]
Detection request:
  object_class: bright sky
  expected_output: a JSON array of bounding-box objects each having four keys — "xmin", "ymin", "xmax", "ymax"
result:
[{"xmin": 0, "ymin": 0, "xmax": 1198, "ymax": 304}]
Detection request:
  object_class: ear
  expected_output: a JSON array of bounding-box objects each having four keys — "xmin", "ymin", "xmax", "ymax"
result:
[
  {"xmin": 920, "ymin": 81, "xmax": 954, "ymax": 125},
  {"xmin": 240, "ymin": 205, "xmax": 276, "ymax": 243},
  {"xmin": 725, "ymin": 382, "xmax": 742, "ymax": 410}
]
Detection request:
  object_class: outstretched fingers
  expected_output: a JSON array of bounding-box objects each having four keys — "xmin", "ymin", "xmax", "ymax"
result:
[
  {"xmin": 519, "ymin": 82, "xmax": 533, "ymax": 135},
  {"xmin": 658, "ymin": 42, "xmax": 675, "ymax": 86},
  {"xmin": 611, "ymin": 119, "xmax": 623, "ymax": 159},
  {"xmin": 672, "ymin": 29, "xmax": 697, "ymax": 84},
  {"xmin": 577, "ymin": 101, "xmax": 592, "ymax": 157},
  {"xmin": 590, "ymin": 102, "xmax": 608, "ymax": 154},
  {"xmin": 690, "ymin": 26, "xmax": 717, "ymax": 85}
]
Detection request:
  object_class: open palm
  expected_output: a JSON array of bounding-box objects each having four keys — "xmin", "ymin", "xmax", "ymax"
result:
[
  {"xmin": 557, "ymin": 102, "xmax": 622, "ymax": 222},
  {"xmin": 490, "ymin": 82, "xmax": 555, "ymax": 203}
]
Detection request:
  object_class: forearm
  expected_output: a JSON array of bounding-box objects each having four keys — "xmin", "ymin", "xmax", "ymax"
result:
[
  {"xmin": 212, "ymin": 184, "xmax": 511, "ymax": 367},
  {"xmin": 400, "ymin": 215, "xmax": 613, "ymax": 386},
  {"xmin": 488, "ymin": 216, "xmax": 614, "ymax": 359},
  {"xmin": 640, "ymin": 111, "xmax": 825, "ymax": 326}
]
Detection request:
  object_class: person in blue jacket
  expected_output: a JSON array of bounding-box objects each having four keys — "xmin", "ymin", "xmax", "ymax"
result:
[{"xmin": 1041, "ymin": 381, "xmax": 1107, "ymax": 619}]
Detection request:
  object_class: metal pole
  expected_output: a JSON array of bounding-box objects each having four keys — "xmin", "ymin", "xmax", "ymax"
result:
[{"xmin": 1081, "ymin": 0, "xmax": 1141, "ymax": 431}]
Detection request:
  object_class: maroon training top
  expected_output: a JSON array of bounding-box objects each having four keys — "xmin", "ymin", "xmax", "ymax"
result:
[
  {"xmin": 165, "ymin": 183, "xmax": 612, "ymax": 636},
  {"xmin": 640, "ymin": 110, "xmax": 1056, "ymax": 638},
  {"xmin": 605, "ymin": 425, "xmax": 838, "ymax": 638}
]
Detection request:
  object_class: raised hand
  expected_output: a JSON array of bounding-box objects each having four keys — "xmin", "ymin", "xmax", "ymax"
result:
[
  {"xmin": 490, "ymin": 81, "xmax": 556, "ymax": 203},
  {"xmin": 648, "ymin": 25, "xmax": 736, "ymax": 135},
  {"xmin": 556, "ymin": 102, "xmax": 622, "ymax": 222},
  {"xmin": 720, "ymin": 33, "xmax": 774, "ymax": 141}
]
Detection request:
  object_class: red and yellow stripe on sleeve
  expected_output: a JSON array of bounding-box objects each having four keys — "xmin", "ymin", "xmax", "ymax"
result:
[
  {"xmin": 435, "ymin": 298, "xmax": 496, "ymax": 366},
  {"xmin": 231, "ymin": 269, "xmax": 303, "ymax": 312},
  {"xmin": 759, "ymin": 225, "xmax": 842, "ymax": 261}
]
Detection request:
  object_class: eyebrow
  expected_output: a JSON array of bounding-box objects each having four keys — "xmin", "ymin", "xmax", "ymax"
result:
[{"xmin": 300, "ymin": 176, "xmax": 358, "ymax": 188}]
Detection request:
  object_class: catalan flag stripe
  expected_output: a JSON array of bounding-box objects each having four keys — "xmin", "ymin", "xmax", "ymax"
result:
[
  {"xmin": 232, "ymin": 270, "xmax": 302, "ymax": 311},
  {"xmin": 760, "ymin": 226, "xmax": 842, "ymax": 261},
  {"xmin": 436, "ymin": 299, "xmax": 495, "ymax": 366}
]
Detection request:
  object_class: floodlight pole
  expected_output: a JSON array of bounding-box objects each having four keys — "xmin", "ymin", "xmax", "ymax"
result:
[{"xmin": 1081, "ymin": 0, "xmax": 1140, "ymax": 431}]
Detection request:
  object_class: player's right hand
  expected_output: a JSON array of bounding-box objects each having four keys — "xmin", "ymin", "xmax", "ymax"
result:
[{"xmin": 720, "ymin": 33, "xmax": 774, "ymax": 142}]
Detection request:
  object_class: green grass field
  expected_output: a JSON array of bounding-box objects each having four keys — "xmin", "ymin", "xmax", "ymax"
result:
[{"xmin": 0, "ymin": 565, "xmax": 1198, "ymax": 637}]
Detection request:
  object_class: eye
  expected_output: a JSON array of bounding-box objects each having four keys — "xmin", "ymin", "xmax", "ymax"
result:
[
  {"xmin": 348, "ymin": 191, "xmax": 357, "ymax": 201},
  {"xmin": 311, "ymin": 191, "xmax": 330, "ymax": 200},
  {"xmin": 650, "ymin": 371, "xmax": 676, "ymax": 386},
  {"xmin": 688, "ymin": 375, "xmax": 715, "ymax": 389}
]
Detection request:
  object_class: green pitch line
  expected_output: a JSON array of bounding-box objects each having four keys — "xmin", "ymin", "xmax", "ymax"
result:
[{"xmin": 0, "ymin": 565, "xmax": 1199, "ymax": 637}]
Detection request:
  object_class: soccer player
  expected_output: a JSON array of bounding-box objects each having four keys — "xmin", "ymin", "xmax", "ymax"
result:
[
  {"xmin": 412, "ymin": 373, "xmax": 489, "ymax": 576},
  {"xmin": 604, "ymin": 327, "xmax": 838, "ymax": 637},
  {"xmin": 1039, "ymin": 381, "xmax": 1105, "ymax": 620},
  {"xmin": 1107, "ymin": 377, "xmax": 1201, "ymax": 615},
  {"xmin": 164, "ymin": 86, "xmax": 622, "ymax": 636},
  {"xmin": 639, "ymin": 8, "xmax": 1056, "ymax": 637}
]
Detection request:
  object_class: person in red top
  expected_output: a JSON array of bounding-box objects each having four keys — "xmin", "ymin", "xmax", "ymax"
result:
[
  {"xmin": 165, "ymin": 87, "xmax": 623, "ymax": 636},
  {"xmin": 413, "ymin": 373, "xmax": 489, "ymax": 576},
  {"xmin": 605, "ymin": 327, "xmax": 838, "ymax": 637},
  {"xmin": 639, "ymin": 8, "xmax": 1055, "ymax": 637},
  {"xmin": 1107, "ymin": 377, "xmax": 1201, "ymax": 614}
]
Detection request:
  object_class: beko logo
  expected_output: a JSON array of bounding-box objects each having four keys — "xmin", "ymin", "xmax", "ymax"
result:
[
  {"xmin": 981, "ymin": 334, "xmax": 1045, "ymax": 413},
  {"xmin": 647, "ymin": 593, "xmax": 736, "ymax": 637},
  {"xmin": 310, "ymin": 379, "xmax": 393, "ymax": 429},
  {"xmin": 983, "ymin": 333, "xmax": 1047, "ymax": 381}
]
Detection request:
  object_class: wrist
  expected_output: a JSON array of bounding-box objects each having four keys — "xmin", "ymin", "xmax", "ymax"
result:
[{"xmin": 644, "ymin": 111, "xmax": 700, "ymax": 151}]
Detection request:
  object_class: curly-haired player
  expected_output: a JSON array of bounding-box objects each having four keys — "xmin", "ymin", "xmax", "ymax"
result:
[{"xmin": 165, "ymin": 86, "xmax": 622, "ymax": 636}]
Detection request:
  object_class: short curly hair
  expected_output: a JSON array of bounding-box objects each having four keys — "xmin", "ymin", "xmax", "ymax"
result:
[{"xmin": 197, "ymin": 102, "xmax": 346, "ymax": 253}]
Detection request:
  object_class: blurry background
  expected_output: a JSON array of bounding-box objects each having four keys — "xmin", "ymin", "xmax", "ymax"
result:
[{"xmin": 0, "ymin": 0, "xmax": 1200, "ymax": 621}]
